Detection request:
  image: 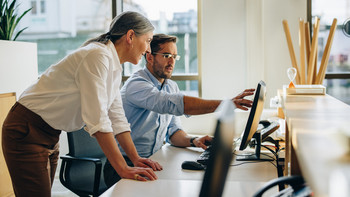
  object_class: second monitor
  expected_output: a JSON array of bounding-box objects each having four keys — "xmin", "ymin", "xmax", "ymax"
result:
[{"xmin": 236, "ymin": 80, "xmax": 274, "ymax": 161}]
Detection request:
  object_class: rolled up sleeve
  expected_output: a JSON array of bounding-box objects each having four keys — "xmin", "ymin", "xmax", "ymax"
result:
[
  {"xmin": 166, "ymin": 115, "xmax": 183, "ymax": 143},
  {"xmin": 76, "ymin": 51, "xmax": 114, "ymax": 136},
  {"xmin": 109, "ymin": 90, "xmax": 131, "ymax": 135},
  {"xmin": 125, "ymin": 79, "xmax": 185, "ymax": 116}
]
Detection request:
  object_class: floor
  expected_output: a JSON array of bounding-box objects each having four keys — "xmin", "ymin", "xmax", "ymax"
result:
[{"xmin": 52, "ymin": 178, "xmax": 77, "ymax": 197}]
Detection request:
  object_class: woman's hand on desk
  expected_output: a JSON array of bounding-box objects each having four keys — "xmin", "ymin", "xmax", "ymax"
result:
[
  {"xmin": 119, "ymin": 157, "xmax": 162, "ymax": 181},
  {"xmin": 120, "ymin": 166, "xmax": 158, "ymax": 181},
  {"xmin": 133, "ymin": 157, "xmax": 163, "ymax": 171}
]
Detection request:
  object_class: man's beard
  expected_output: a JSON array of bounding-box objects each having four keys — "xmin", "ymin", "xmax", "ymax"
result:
[{"xmin": 153, "ymin": 62, "xmax": 172, "ymax": 79}]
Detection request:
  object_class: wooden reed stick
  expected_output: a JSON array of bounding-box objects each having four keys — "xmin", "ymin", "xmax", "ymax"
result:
[
  {"xmin": 304, "ymin": 22, "xmax": 311, "ymax": 71},
  {"xmin": 312, "ymin": 22, "xmax": 318, "ymax": 84},
  {"xmin": 299, "ymin": 19, "xmax": 306, "ymax": 84},
  {"xmin": 312, "ymin": 47, "xmax": 318, "ymax": 84},
  {"xmin": 315, "ymin": 18, "xmax": 337, "ymax": 84},
  {"xmin": 306, "ymin": 17, "xmax": 320, "ymax": 84},
  {"xmin": 282, "ymin": 20, "xmax": 301, "ymax": 84}
]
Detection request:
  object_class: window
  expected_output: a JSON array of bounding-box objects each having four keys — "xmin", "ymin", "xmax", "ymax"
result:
[
  {"xmin": 118, "ymin": 0, "xmax": 200, "ymax": 97},
  {"xmin": 17, "ymin": 0, "xmax": 200, "ymax": 96},
  {"xmin": 30, "ymin": 1, "xmax": 37, "ymax": 15},
  {"xmin": 311, "ymin": 0, "xmax": 350, "ymax": 104},
  {"xmin": 40, "ymin": 0, "xmax": 46, "ymax": 14},
  {"xmin": 30, "ymin": 0, "xmax": 46, "ymax": 16},
  {"xmin": 18, "ymin": 0, "xmax": 112, "ymax": 75}
]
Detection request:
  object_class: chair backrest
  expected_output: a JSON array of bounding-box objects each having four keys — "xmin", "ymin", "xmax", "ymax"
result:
[
  {"xmin": 60, "ymin": 128, "xmax": 108, "ymax": 196},
  {"xmin": 67, "ymin": 128, "xmax": 104, "ymax": 158}
]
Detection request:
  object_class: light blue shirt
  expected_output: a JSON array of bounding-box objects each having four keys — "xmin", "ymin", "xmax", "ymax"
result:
[{"xmin": 119, "ymin": 67, "xmax": 185, "ymax": 157}]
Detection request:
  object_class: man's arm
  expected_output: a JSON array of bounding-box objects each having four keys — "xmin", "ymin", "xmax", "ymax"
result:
[
  {"xmin": 183, "ymin": 88, "xmax": 255, "ymax": 115},
  {"xmin": 183, "ymin": 96, "xmax": 221, "ymax": 115},
  {"xmin": 169, "ymin": 130, "xmax": 212, "ymax": 150}
]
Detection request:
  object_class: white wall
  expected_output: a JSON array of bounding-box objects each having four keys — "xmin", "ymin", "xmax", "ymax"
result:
[
  {"xmin": 0, "ymin": 40, "xmax": 38, "ymax": 98},
  {"xmin": 201, "ymin": 0, "xmax": 247, "ymax": 100},
  {"xmin": 200, "ymin": 0, "xmax": 306, "ymax": 101},
  {"xmin": 182, "ymin": 0, "xmax": 306, "ymax": 134},
  {"xmin": 261, "ymin": 0, "xmax": 307, "ymax": 105}
]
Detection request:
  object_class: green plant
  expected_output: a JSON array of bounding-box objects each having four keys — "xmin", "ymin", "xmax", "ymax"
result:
[{"xmin": 0, "ymin": 0, "xmax": 31, "ymax": 41}]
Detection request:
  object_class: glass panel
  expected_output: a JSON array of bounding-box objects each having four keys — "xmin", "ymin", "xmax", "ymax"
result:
[
  {"xmin": 324, "ymin": 79, "xmax": 350, "ymax": 104},
  {"xmin": 122, "ymin": 0, "xmax": 198, "ymax": 77},
  {"xmin": 40, "ymin": 0, "xmax": 45, "ymax": 14},
  {"xmin": 17, "ymin": 0, "xmax": 112, "ymax": 75},
  {"xmin": 312, "ymin": 0, "xmax": 350, "ymax": 104},
  {"xmin": 174, "ymin": 80, "xmax": 199, "ymax": 97},
  {"xmin": 31, "ymin": 1, "xmax": 37, "ymax": 15}
]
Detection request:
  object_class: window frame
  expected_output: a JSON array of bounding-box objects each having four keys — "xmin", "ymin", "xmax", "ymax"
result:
[
  {"xmin": 112, "ymin": 0, "xmax": 202, "ymax": 97},
  {"xmin": 308, "ymin": 0, "xmax": 350, "ymax": 81}
]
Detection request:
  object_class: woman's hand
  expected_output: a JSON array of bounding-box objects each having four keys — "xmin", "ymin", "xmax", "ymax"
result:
[
  {"xmin": 94, "ymin": 132, "xmax": 160, "ymax": 182},
  {"xmin": 119, "ymin": 166, "xmax": 158, "ymax": 181},
  {"xmin": 133, "ymin": 157, "xmax": 163, "ymax": 171}
]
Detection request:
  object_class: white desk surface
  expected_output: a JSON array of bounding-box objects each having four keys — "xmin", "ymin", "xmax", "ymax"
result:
[
  {"xmin": 101, "ymin": 144, "xmax": 278, "ymax": 197},
  {"xmin": 101, "ymin": 179, "xmax": 274, "ymax": 197}
]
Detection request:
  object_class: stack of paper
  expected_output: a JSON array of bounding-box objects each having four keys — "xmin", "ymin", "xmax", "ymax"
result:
[{"xmin": 283, "ymin": 85, "xmax": 326, "ymax": 95}]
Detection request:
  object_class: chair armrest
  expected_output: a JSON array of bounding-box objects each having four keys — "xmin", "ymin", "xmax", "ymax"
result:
[
  {"xmin": 60, "ymin": 154, "xmax": 104, "ymax": 196},
  {"xmin": 60, "ymin": 155, "xmax": 101, "ymax": 164}
]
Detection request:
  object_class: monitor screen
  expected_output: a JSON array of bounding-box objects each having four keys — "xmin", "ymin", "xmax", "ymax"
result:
[
  {"xmin": 199, "ymin": 99, "xmax": 236, "ymax": 197},
  {"xmin": 239, "ymin": 80, "xmax": 266, "ymax": 150}
]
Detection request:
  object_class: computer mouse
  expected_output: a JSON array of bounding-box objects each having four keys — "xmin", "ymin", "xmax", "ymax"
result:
[{"xmin": 181, "ymin": 161, "xmax": 206, "ymax": 170}]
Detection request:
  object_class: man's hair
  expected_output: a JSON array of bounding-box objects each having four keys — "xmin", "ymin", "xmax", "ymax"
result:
[{"xmin": 150, "ymin": 34, "xmax": 177, "ymax": 53}]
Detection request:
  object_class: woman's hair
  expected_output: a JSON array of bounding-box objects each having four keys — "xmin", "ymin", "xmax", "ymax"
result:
[{"xmin": 82, "ymin": 11, "xmax": 154, "ymax": 46}]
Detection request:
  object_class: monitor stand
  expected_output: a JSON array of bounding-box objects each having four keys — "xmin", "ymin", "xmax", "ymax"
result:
[{"xmin": 236, "ymin": 131, "xmax": 274, "ymax": 161}]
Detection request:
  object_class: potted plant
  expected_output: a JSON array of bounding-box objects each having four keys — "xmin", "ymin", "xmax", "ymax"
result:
[
  {"xmin": 0, "ymin": 3, "xmax": 33, "ymax": 196},
  {"xmin": 0, "ymin": 0, "xmax": 38, "ymax": 101},
  {"xmin": 0, "ymin": 0, "xmax": 32, "ymax": 40}
]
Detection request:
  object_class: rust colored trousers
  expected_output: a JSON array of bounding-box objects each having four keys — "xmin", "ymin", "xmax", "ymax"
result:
[{"xmin": 2, "ymin": 102, "xmax": 61, "ymax": 197}]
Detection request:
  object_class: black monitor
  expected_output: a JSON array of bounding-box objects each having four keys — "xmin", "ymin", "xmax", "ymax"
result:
[
  {"xmin": 236, "ymin": 80, "xmax": 272, "ymax": 161},
  {"xmin": 199, "ymin": 99, "xmax": 236, "ymax": 197}
]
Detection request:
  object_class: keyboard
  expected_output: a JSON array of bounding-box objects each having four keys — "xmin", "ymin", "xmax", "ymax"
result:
[
  {"xmin": 196, "ymin": 139, "xmax": 239, "ymax": 165},
  {"xmin": 196, "ymin": 146, "xmax": 212, "ymax": 165}
]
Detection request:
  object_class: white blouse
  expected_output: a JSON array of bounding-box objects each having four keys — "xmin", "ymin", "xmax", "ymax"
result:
[{"xmin": 19, "ymin": 40, "xmax": 131, "ymax": 136}]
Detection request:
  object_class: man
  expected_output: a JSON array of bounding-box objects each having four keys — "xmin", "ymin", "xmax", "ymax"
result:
[{"xmin": 103, "ymin": 34, "xmax": 254, "ymax": 187}]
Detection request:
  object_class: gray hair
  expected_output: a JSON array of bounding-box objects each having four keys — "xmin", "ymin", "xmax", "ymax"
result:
[{"xmin": 82, "ymin": 11, "xmax": 154, "ymax": 46}]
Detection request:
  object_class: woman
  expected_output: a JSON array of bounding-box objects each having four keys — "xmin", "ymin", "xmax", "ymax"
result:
[{"xmin": 2, "ymin": 11, "xmax": 162, "ymax": 197}]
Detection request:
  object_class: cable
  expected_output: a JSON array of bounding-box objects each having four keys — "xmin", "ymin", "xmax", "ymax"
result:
[
  {"xmin": 260, "ymin": 152, "xmax": 276, "ymax": 161},
  {"xmin": 264, "ymin": 144, "xmax": 278, "ymax": 149},
  {"xmin": 261, "ymin": 145, "xmax": 278, "ymax": 158},
  {"xmin": 230, "ymin": 161, "xmax": 265, "ymax": 167},
  {"xmin": 230, "ymin": 159, "xmax": 277, "ymax": 168}
]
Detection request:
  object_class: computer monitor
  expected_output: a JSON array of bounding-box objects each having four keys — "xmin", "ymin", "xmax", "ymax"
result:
[
  {"xmin": 236, "ymin": 80, "xmax": 272, "ymax": 161},
  {"xmin": 199, "ymin": 99, "xmax": 236, "ymax": 197}
]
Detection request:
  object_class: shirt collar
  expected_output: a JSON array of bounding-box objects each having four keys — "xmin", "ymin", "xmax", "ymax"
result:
[
  {"xmin": 144, "ymin": 67, "xmax": 168, "ymax": 89},
  {"xmin": 107, "ymin": 40, "xmax": 121, "ymax": 71}
]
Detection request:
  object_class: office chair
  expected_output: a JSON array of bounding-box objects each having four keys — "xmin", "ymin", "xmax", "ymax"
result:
[
  {"xmin": 253, "ymin": 175, "xmax": 312, "ymax": 197},
  {"xmin": 59, "ymin": 128, "xmax": 108, "ymax": 197}
]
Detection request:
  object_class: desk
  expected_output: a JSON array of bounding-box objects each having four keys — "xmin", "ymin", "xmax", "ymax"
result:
[
  {"xmin": 280, "ymin": 92, "xmax": 350, "ymax": 197},
  {"xmin": 101, "ymin": 144, "xmax": 278, "ymax": 197}
]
